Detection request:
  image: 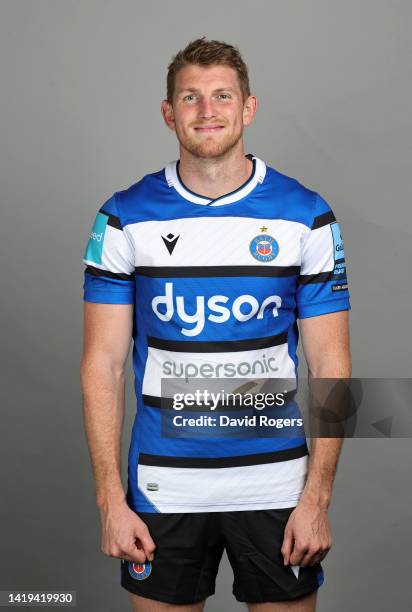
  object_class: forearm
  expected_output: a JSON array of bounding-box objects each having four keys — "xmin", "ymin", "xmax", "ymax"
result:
[
  {"xmin": 80, "ymin": 359, "xmax": 127, "ymax": 509},
  {"xmin": 300, "ymin": 438, "xmax": 343, "ymax": 509},
  {"xmin": 301, "ymin": 353, "xmax": 352, "ymax": 509}
]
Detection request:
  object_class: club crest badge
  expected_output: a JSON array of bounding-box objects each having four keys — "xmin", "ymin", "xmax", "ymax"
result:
[
  {"xmin": 128, "ymin": 561, "xmax": 152, "ymax": 580},
  {"xmin": 249, "ymin": 227, "xmax": 279, "ymax": 262}
]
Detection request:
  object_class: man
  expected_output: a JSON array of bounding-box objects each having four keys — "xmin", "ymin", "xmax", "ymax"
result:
[{"xmin": 81, "ymin": 38, "xmax": 351, "ymax": 612}]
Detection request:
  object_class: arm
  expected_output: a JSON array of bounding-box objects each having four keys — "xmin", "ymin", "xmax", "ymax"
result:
[
  {"xmin": 282, "ymin": 310, "xmax": 351, "ymax": 567},
  {"xmin": 80, "ymin": 302, "xmax": 155, "ymax": 563},
  {"xmin": 299, "ymin": 309, "xmax": 351, "ymax": 508}
]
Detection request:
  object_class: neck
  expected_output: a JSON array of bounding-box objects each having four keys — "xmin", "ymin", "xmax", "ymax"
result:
[{"xmin": 178, "ymin": 144, "xmax": 253, "ymax": 200}]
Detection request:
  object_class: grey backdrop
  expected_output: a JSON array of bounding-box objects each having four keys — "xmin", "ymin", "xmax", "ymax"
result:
[{"xmin": 1, "ymin": 1, "xmax": 411, "ymax": 611}]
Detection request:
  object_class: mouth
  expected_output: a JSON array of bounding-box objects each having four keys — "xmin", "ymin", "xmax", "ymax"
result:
[{"xmin": 193, "ymin": 125, "xmax": 225, "ymax": 133}]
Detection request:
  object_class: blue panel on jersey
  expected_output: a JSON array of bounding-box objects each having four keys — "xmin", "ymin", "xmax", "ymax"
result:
[
  {"xmin": 286, "ymin": 321, "xmax": 299, "ymax": 378},
  {"xmin": 297, "ymin": 280, "xmax": 350, "ymax": 319},
  {"xmin": 159, "ymin": 400, "xmax": 305, "ymax": 440},
  {"xmin": 135, "ymin": 275, "xmax": 298, "ymax": 341},
  {"xmin": 83, "ymin": 273, "xmax": 135, "ymax": 304},
  {"xmin": 298, "ymin": 299, "xmax": 350, "ymax": 319},
  {"xmin": 100, "ymin": 193, "xmax": 120, "ymax": 217},
  {"xmin": 128, "ymin": 485, "xmax": 160, "ymax": 513},
  {"xmin": 118, "ymin": 167, "xmax": 317, "ymax": 229},
  {"xmin": 136, "ymin": 406, "xmax": 306, "ymax": 456}
]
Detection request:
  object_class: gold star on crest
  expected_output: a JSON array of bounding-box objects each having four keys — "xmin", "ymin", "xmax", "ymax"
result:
[{"xmin": 260, "ymin": 226, "xmax": 268, "ymax": 232}]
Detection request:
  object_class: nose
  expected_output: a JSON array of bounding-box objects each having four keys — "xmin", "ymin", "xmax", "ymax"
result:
[{"xmin": 198, "ymin": 96, "xmax": 216, "ymax": 119}]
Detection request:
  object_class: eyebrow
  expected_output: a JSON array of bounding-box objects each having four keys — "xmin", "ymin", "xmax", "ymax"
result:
[{"xmin": 176, "ymin": 87, "xmax": 236, "ymax": 95}]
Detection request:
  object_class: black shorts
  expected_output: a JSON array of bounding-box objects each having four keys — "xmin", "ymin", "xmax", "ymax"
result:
[{"xmin": 120, "ymin": 508, "xmax": 324, "ymax": 605}]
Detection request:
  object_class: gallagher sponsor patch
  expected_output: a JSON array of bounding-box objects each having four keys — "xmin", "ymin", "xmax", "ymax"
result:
[
  {"xmin": 330, "ymin": 222, "xmax": 347, "ymax": 280},
  {"xmin": 330, "ymin": 222, "xmax": 345, "ymax": 261}
]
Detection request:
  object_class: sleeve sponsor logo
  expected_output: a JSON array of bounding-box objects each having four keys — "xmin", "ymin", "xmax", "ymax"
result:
[
  {"xmin": 83, "ymin": 212, "xmax": 108, "ymax": 265},
  {"xmin": 330, "ymin": 222, "xmax": 347, "ymax": 281},
  {"xmin": 330, "ymin": 222, "xmax": 345, "ymax": 261}
]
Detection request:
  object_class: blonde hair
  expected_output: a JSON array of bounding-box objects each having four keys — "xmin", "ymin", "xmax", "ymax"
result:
[{"xmin": 166, "ymin": 37, "xmax": 251, "ymax": 103}]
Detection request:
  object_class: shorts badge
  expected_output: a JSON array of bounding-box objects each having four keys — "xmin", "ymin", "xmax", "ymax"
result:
[{"xmin": 128, "ymin": 561, "xmax": 152, "ymax": 580}]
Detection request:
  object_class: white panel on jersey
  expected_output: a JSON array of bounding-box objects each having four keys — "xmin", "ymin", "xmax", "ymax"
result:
[
  {"xmin": 126, "ymin": 217, "xmax": 309, "ymax": 268},
  {"xmin": 165, "ymin": 156, "xmax": 267, "ymax": 206},
  {"xmin": 83, "ymin": 225, "xmax": 135, "ymax": 274},
  {"xmin": 142, "ymin": 343, "xmax": 296, "ymax": 398},
  {"xmin": 137, "ymin": 456, "xmax": 307, "ymax": 512},
  {"xmin": 300, "ymin": 225, "xmax": 334, "ymax": 275}
]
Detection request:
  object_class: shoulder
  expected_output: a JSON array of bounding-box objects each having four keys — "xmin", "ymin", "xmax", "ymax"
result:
[
  {"xmin": 107, "ymin": 166, "xmax": 167, "ymax": 227},
  {"xmin": 263, "ymin": 162, "xmax": 332, "ymax": 229}
]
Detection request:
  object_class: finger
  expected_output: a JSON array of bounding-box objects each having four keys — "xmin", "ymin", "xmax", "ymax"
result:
[
  {"xmin": 289, "ymin": 544, "xmax": 308, "ymax": 566},
  {"xmin": 309, "ymin": 549, "xmax": 329, "ymax": 566},
  {"xmin": 118, "ymin": 553, "xmax": 145, "ymax": 563},
  {"xmin": 121, "ymin": 547, "xmax": 147, "ymax": 564},
  {"xmin": 102, "ymin": 546, "xmax": 147, "ymax": 563},
  {"xmin": 309, "ymin": 555, "xmax": 323, "ymax": 566},
  {"xmin": 135, "ymin": 529, "xmax": 156, "ymax": 562},
  {"xmin": 299, "ymin": 549, "xmax": 317, "ymax": 567},
  {"xmin": 301, "ymin": 545, "xmax": 329, "ymax": 567},
  {"xmin": 281, "ymin": 531, "xmax": 294, "ymax": 566}
]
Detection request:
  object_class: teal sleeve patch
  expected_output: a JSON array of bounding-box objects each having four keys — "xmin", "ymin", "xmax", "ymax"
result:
[
  {"xmin": 330, "ymin": 222, "xmax": 347, "ymax": 279},
  {"xmin": 330, "ymin": 222, "xmax": 345, "ymax": 261},
  {"xmin": 83, "ymin": 212, "xmax": 108, "ymax": 265}
]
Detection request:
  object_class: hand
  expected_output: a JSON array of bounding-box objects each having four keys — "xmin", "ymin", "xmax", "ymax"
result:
[
  {"xmin": 281, "ymin": 499, "xmax": 332, "ymax": 567},
  {"xmin": 99, "ymin": 500, "xmax": 156, "ymax": 564}
]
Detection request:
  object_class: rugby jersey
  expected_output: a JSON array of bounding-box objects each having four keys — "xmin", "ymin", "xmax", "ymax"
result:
[{"xmin": 82, "ymin": 154, "xmax": 350, "ymax": 513}]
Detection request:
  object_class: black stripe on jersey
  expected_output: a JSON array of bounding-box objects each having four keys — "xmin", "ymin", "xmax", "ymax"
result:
[
  {"xmin": 138, "ymin": 444, "xmax": 308, "ymax": 468},
  {"xmin": 135, "ymin": 266, "xmax": 300, "ymax": 278},
  {"xmin": 142, "ymin": 389, "xmax": 297, "ymax": 411},
  {"xmin": 84, "ymin": 265, "xmax": 134, "ymax": 281},
  {"xmin": 142, "ymin": 394, "xmax": 244, "ymax": 410},
  {"xmin": 299, "ymin": 262, "xmax": 347, "ymax": 285},
  {"xmin": 311, "ymin": 211, "xmax": 336, "ymax": 230},
  {"xmin": 147, "ymin": 331, "xmax": 288, "ymax": 353},
  {"xmin": 98, "ymin": 209, "xmax": 122, "ymax": 230},
  {"xmin": 298, "ymin": 271, "xmax": 334, "ymax": 284}
]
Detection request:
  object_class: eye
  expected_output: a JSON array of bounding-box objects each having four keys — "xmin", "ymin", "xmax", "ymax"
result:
[
  {"xmin": 217, "ymin": 93, "xmax": 231, "ymax": 100},
  {"xmin": 183, "ymin": 94, "xmax": 197, "ymax": 102}
]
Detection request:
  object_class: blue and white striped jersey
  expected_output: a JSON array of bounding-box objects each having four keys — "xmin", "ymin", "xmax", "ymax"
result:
[{"xmin": 83, "ymin": 155, "xmax": 350, "ymax": 513}]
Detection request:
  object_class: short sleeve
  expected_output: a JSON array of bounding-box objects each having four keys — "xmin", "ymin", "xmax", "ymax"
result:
[
  {"xmin": 82, "ymin": 193, "xmax": 135, "ymax": 304},
  {"xmin": 296, "ymin": 193, "xmax": 351, "ymax": 318}
]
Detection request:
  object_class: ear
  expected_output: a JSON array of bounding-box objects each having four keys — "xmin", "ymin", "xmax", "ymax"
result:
[
  {"xmin": 161, "ymin": 99, "xmax": 176, "ymax": 132},
  {"xmin": 242, "ymin": 95, "xmax": 258, "ymax": 127}
]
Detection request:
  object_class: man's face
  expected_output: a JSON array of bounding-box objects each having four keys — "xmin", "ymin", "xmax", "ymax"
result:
[{"xmin": 162, "ymin": 64, "xmax": 256, "ymax": 159}]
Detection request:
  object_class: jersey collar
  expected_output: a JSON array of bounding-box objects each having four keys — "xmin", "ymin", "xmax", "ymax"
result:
[{"xmin": 165, "ymin": 155, "xmax": 267, "ymax": 206}]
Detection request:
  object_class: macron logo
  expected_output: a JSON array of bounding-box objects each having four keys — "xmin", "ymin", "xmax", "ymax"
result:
[{"xmin": 162, "ymin": 233, "xmax": 180, "ymax": 255}]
